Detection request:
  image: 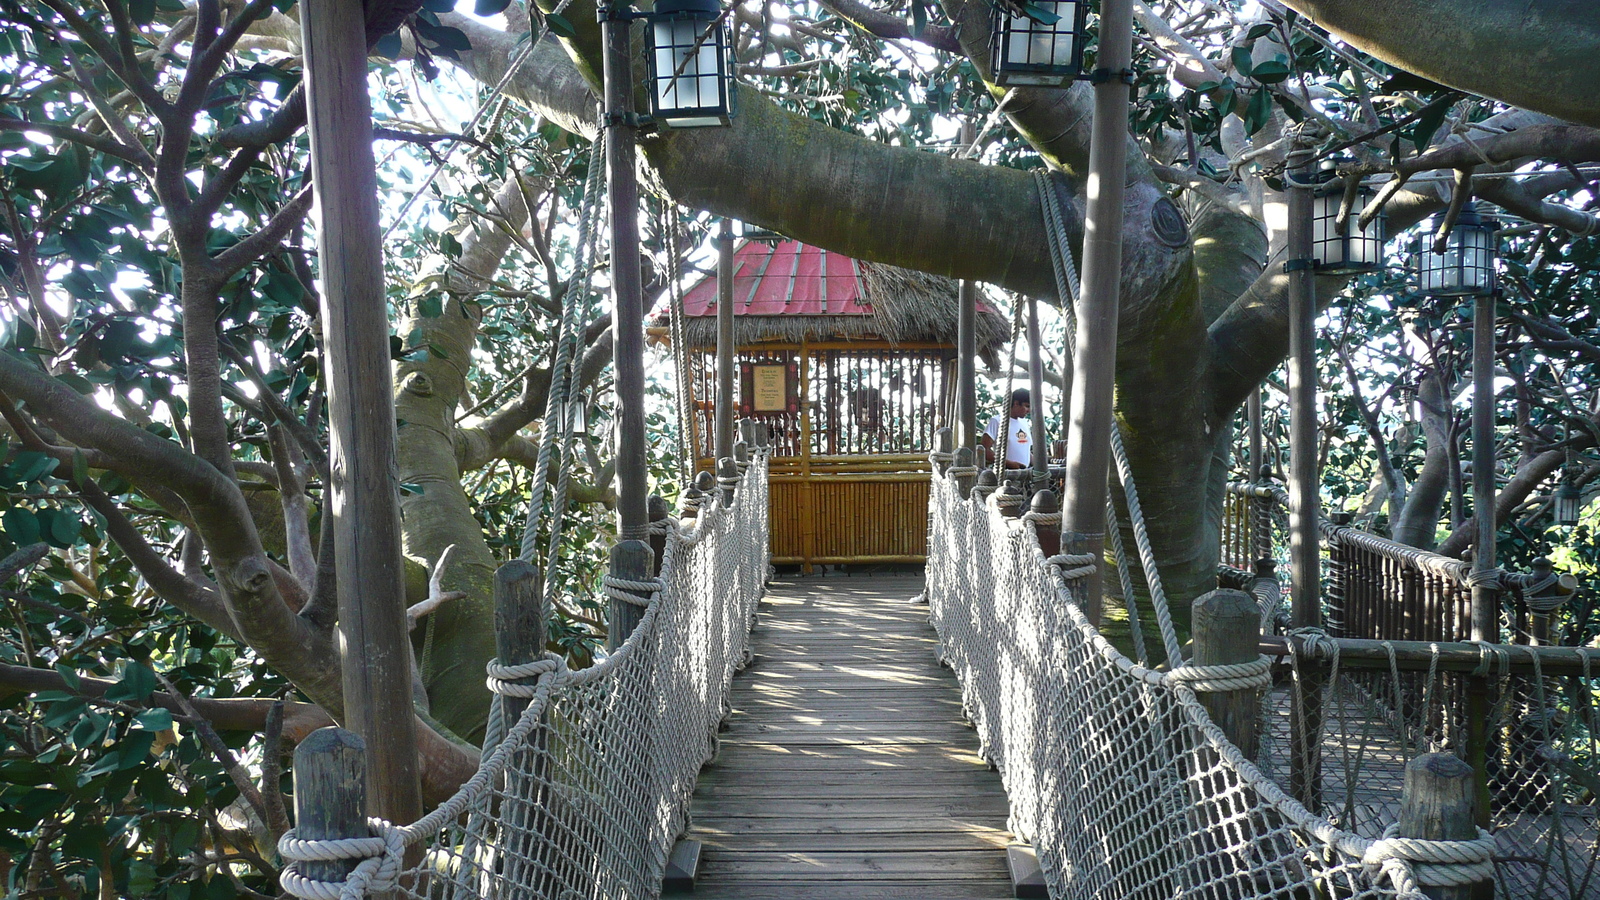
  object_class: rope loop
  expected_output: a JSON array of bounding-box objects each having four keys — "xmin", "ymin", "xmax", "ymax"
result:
[
  {"xmin": 1463, "ymin": 566, "xmax": 1505, "ymax": 589},
  {"xmin": 946, "ymin": 465, "xmax": 979, "ymax": 478},
  {"xmin": 485, "ymin": 653, "xmax": 563, "ymax": 697},
  {"xmin": 648, "ymin": 517, "xmax": 676, "ymax": 536},
  {"xmin": 604, "ymin": 574, "xmax": 664, "ymax": 607},
  {"xmin": 1023, "ymin": 511, "xmax": 1062, "ymax": 527},
  {"xmin": 1363, "ymin": 824, "xmax": 1497, "ymax": 894},
  {"xmin": 1167, "ymin": 655, "xmax": 1273, "ymax": 692},
  {"xmin": 1467, "ymin": 639, "xmax": 1512, "ymax": 678},
  {"xmin": 278, "ymin": 818, "xmax": 405, "ymax": 900}
]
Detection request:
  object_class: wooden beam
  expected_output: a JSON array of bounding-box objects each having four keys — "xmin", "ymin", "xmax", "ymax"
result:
[{"xmin": 299, "ymin": 0, "xmax": 419, "ymax": 829}]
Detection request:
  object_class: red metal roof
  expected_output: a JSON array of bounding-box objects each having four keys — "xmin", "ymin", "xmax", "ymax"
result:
[{"xmin": 679, "ymin": 240, "xmax": 872, "ymax": 317}]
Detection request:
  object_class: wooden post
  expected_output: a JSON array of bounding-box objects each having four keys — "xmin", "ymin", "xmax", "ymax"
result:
[
  {"xmin": 1191, "ymin": 589, "xmax": 1262, "ymax": 760},
  {"xmin": 1060, "ymin": 0, "xmax": 1134, "ymax": 626},
  {"xmin": 1026, "ymin": 294, "xmax": 1048, "ymax": 483},
  {"xmin": 603, "ymin": 0, "xmax": 648, "ymax": 543},
  {"xmin": 1285, "ymin": 160, "xmax": 1323, "ymax": 814},
  {"xmin": 680, "ymin": 482, "xmax": 703, "ymax": 521},
  {"xmin": 1467, "ymin": 291, "xmax": 1498, "ymax": 827},
  {"xmin": 293, "ymin": 727, "xmax": 367, "ymax": 885},
  {"xmin": 494, "ymin": 560, "xmax": 545, "ymax": 725},
  {"xmin": 608, "ymin": 540, "xmax": 653, "ymax": 651},
  {"xmin": 1248, "ymin": 388, "xmax": 1263, "ymax": 482},
  {"xmin": 957, "ymin": 279, "xmax": 978, "ymax": 451},
  {"xmin": 734, "ymin": 440, "xmax": 750, "ymax": 476},
  {"xmin": 718, "ymin": 456, "xmax": 739, "ymax": 507},
  {"xmin": 933, "ymin": 427, "xmax": 953, "ymax": 476},
  {"xmin": 953, "ymin": 447, "xmax": 976, "ymax": 499},
  {"xmin": 1030, "ymin": 489, "xmax": 1060, "ymax": 558},
  {"xmin": 299, "ymin": 0, "xmax": 418, "ymax": 827},
  {"xmin": 647, "ymin": 495, "xmax": 670, "ymax": 576},
  {"xmin": 716, "ymin": 219, "xmax": 735, "ymax": 463},
  {"xmin": 1398, "ymin": 753, "xmax": 1487, "ymax": 900},
  {"xmin": 695, "ymin": 469, "xmax": 717, "ymax": 497},
  {"xmin": 996, "ymin": 479, "xmax": 1024, "ymax": 519}
]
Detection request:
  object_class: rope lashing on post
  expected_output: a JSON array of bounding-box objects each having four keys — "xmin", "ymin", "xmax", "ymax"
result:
[
  {"xmin": 278, "ymin": 821, "xmax": 406, "ymax": 900},
  {"xmin": 484, "ymin": 654, "xmax": 563, "ymax": 697},
  {"xmin": 1362, "ymin": 825, "xmax": 1498, "ymax": 895},
  {"xmin": 603, "ymin": 574, "xmax": 664, "ymax": 607},
  {"xmin": 1044, "ymin": 552, "xmax": 1098, "ymax": 581},
  {"xmin": 1165, "ymin": 655, "xmax": 1273, "ymax": 692},
  {"xmin": 945, "ymin": 464, "xmax": 980, "ymax": 478}
]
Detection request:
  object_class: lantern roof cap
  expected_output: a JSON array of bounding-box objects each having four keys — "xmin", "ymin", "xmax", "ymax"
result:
[{"xmin": 653, "ymin": 0, "xmax": 720, "ymax": 16}]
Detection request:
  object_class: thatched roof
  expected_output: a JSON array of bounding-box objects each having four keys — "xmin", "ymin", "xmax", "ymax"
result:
[{"xmin": 651, "ymin": 240, "xmax": 1010, "ymax": 351}]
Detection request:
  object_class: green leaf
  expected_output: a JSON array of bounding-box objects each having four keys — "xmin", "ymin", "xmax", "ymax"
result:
[
  {"xmin": 1246, "ymin": 22, "xmax": 1275, "ymax": 40},
  {"xmin": 399, "ymin": 482, "xmax": 425, "ymax": 496},
  {"xmin": 105, "ymin": 662, "xmax": 156, "ymax": 703},
  {"xmin": 44, "ymin": 508, "xmax": 79, "ymax": 548},
  {"xmin": 134, "ymin": 708, "xmax": 173, "ymax": 731},
  {"xmin": 54, "ymin": 663, "xmax": 80, "ymax": 691},
  {"xmin": 71, "ymin": 449, "xmax": 88, "ymax": 486},
  {"xmin": 374, "ymin": 32, "xmax": 402, "ymax": 59},
  {"xmin": 1019, "ymin": 2, "xmax": 1060, "ymax": 25},
  {"xmin": 128, "ymin": 0, "xmax": 156, "ymax": 23},
  {"xmin": 127, "ymin": 861, "xmax": 158, "ymax": 896},
  {"xmin": 1251, "ymin": 60, "xmax": 1291, "ymax": 83},
  {"xmin": 3, "ymin": 508, "xmax": 40, "ymax": 546},
  {"xmin": 909, "ymin": 0, "xmax": 927, "ymax": 38},
  {"xmin": 475, "ymin": 0, "xmax": 512, "ymax": 15},
  {"xmin": 544, "ymin": 12, "xmax": 577, "ymax": 38},
  {"xmin": 1412, "ymin": 97, "xmax": 1454, "ymax": 151},
  {"xmin": 9, "ymin": 450, "xmax": 58, "ymax": 482},
  {"xmin": 419, "ymin": 295, "xmax": 443, "ymax": 318},
  {"xmin": 1231, "ymin": 46, "xmax": 1254, "ymax": 78},
  {"xmin": 1192, "ymin": 80, "xmax": 1221, "ymax": 93},
  {"xmin": 1243, "ymin": 87, "xmax": 1272, "ymax": 134}
]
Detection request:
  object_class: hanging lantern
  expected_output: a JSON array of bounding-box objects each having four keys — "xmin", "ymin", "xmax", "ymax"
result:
[
  {"xmin": 569, "ymin": 396, "xmax": 589, "ymax": 435},
  {"xmin": 1554, "ymin": 480, "xmax": 1583, "ymax": 527},
  {"xmin": 990, "ymin": 0, "xmax": 1089, "ymax": 88},
  {"xmin": 647, "ymin": 0, "xmax": 733, "ymax": 128},
  {"xmin": 1413, "ymin": 202, "xmax": 1498, "ymax": 297},
  {"xmin": 736, "ymin": 220, "xmax": 786, "ymax": 243},
  {"xmin": 1311, "ymin": 172, "xmax": 1386, "ymax": 274}
]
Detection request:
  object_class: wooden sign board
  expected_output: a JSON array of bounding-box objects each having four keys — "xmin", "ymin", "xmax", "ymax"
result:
[{"xmin": 739, "ymin": 361, "xmax": 800, "ymax": 416}]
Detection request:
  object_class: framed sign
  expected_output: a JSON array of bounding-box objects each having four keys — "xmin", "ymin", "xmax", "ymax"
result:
[{"xmin": 739, "ymin": 360, "xmax": 800, "ymax": 416}]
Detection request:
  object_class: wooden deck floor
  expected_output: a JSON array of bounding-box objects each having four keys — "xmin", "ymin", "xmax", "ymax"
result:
[{"xmin": 682, "ymin": 574, "xmax": 1017, "ymax": 899}]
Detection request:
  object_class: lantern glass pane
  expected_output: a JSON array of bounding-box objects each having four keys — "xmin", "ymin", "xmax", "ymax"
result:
[
  {"xmin": 650, "ymin": 15, "xmax": 729, "ymax": 126},
  {"xmin": 1311, "ymin": 187, "xmax": 1383, "ymax": 273},
  {"xmin": 994, "ymin": 0, "xmax": 1080, "ymax": 83}
]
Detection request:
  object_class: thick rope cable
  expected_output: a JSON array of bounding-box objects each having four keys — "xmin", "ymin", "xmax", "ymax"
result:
[
  {"xmin": 517, "ymin": 131, "xmax": 606, "ymax": 563},
  {"xmin": 1034, "ymin": 168, "xmax": 1183, "ymax": 665},
  {"xmin": 1103, "ymin": 497, "xmax": 1149, "ymax": 666},
  {"xmin": 665, "ymin": 206, "xmax": 695, "ymax": 488}
]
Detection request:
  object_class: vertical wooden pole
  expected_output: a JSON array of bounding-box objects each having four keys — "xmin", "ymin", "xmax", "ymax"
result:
[
  {"xmin": 718, "ymin": 456, "xmax": 739, "ymax": 507},
  {"xmin": 1027, "ymin": 294, "xmax": 1047, "ymax": 482},
  {"xmin": 957, "ymin": 279, "xmax": 978, "ymax": 452},
  {"xmin": 1248, "ymin": 388, "xmax": 1263, "ymax": 480},
  {"xmin": 494, "ymin": 561, "xmax": 545, "ymax": 724},
  {"xmin": 1286, "ymin": 162, "xmax": 1322, "ymax": 813},
  {"xmin": 608, "ymin": 540, "xmax": 653, "ymax": 650},
  {"xmin": 647, "ymin": 494, "xmax": 670, "ymax": 576},
  {"xmin": 299, "ymin": 0, "xmax": 418, "ymax": 827},
  {"xmin": 293, "ymin": 727, "xmax": 367, "ymax": 885},
  {"xmin": 1398, "ymin": 753, "xmax": 1487, "ymax": 900},
  {"xmin": 1191, "ymin": 590, "xmax": 1262, "ymax": 760},
  {"xmin": 1060, "ymin": 0, "xmax": 1134, "ymax": 625},
  {"xmin": 1467, "ymin": 289, "xmax": 1499, "ymax": 828},
  {"xmin": 716, "ymin": 219, "xmax": 736, "ymax": 463},
  {"xmin": 1031, "ymin": 489, "xmax": 1060, "ymax": 558},
  {"xmin": 603, "ymin": 4, "xmax": 648, "ymax": 543}
]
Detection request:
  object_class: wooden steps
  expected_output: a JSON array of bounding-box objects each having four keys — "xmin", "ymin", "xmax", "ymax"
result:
[{"xmin": 682, "ymin": 574, "xmax": 1016, "ymax": 899}]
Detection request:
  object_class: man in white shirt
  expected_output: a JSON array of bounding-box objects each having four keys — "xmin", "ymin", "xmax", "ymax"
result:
[{"xmin": 981, "ymin": 388, "xmax": 1032, "ymax": 470}]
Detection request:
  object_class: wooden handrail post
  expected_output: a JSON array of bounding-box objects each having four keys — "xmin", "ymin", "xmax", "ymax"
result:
[
  {"xmin": 299, "ymin": 0, "xmax": 418, "ymax": 827},
  {"xmin": 717, "ymin": 457, "xmax": 739, "ymax": 507},
  {"xmin": 933, "ymin": 427, "xmax": 953, "ymax": 476},
  {"xmin": 1398, "ymin": 753, "xmax": 1488, "ymax": 900},
  {"xmin": 608, "ymin": 540, "xmax": 653, "ymax": 650},
  {"xmin": 1059, "ymin": 0, "xmax": 1134, "ymax": 627},
  {"xmin": 953, "ymin": 447, "xmax": 976, "ymax": 499},
  {"xmin": 1191, "ymin": 589, "xmax": 1262, "ymax": 760},
  {"xmin": 734, "ymin": 440, "xmax": 750, "ymax": 476},
  {"xmin": 1026, "ymin": 293, "xmax": 1048, "ymax": 483},
  {"xmin": 1030, "ymin": 489, "xmax": 1060, "ymax": 558},
  {"xmin": 293, "ymin": 727, "xmax": 367, "ymax": 885},
  {"xmin": 957, "ymin": 279, "xmax": 978, "ymax": 451},
  {"xmin": 647, "ymin": 495, "xmax": 671, "ymax": 576},
  {"xmin": 494, "ymin": 560, "xmax": 545, "ymax": 724}
]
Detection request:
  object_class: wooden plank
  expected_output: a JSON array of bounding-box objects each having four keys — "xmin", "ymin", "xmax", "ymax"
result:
[
  {"xmin": 699, "ymin": 850, "xmax": 1010, "ymax": 879},
  {"xmin": 685, "ymin": 880, "xmax": 1016, "ymax": 900},
  {"xmin": 692, "ymin": 797, "xmax": 1011, "ymax": 818},
  {"xmin": 693, "ymin": 830, "xmax": 1010, "ymax": 852},
  {"xmin": 691, "ymin": 816, "xmax": 1008, "ymax": 837}
]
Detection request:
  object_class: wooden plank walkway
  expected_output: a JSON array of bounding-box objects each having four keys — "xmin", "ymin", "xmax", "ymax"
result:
[{"xmin": 682, "ymin": 574, "xmax": 1017, "ymax": 899}]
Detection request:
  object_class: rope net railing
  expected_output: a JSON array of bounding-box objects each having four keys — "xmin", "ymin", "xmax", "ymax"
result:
[
  {"xmin": 1258, "ymin": 645, "xmax": 1600, "ymax": 898},
  {"xmin": 925, "ymin": 462, "xmax": 1463, "ymax": 900},
  {"xmin": 280, "ymin": 452, "xmax": 770, "ymax": 900}
]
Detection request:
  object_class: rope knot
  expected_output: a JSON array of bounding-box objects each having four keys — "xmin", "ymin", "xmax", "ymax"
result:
[
  {"xmin": 603, "ymin": 574, "xmax": 664, "ymax": 607},
  {"xmin": 1464, "ymin": 566, "xmax": 1505, "ymax": 589},
  {"xmin": 485, "ymin": 653, "xmax": 563, "ymax": 697},
  {"xmin": 1166, "ymin": 655, "xmax": 1273, "ymax": 692},
  {"xmin": 278, "ymin": 818, "xmax": 406, "ymax": 900},
  {"xmin": 1362, "ymin": 824, "xmax": 1497, "ymax": 895}
]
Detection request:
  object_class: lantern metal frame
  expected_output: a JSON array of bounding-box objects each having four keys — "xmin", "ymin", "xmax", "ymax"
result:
[
  {"xmin": 1412, "ymin": 202, "xmax": 1499, "ymax": 298},
  {"xmin": 989, "ymin": 0, "xmax": 1090, "ymax": 88},
  {"xmin": 1554, "ymin": 479, "xmax": 1583, "ymax": 527},
  {"xmin": 637, "ymin": 0, "xmax": 735, "ymax": 128},
  {"xmin": 1308, "ymin": 172, "xmax": 1386, "ymax": 275}
]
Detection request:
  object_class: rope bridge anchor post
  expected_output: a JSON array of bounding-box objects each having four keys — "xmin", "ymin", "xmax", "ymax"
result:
[
  {"xmin": 608, "ymin": 540, "xmax": 656, "ymax": 650},
  {"xmin": 1185, "ymin": 589, "xmax": 1266, "ymax": 760},
  {"xmin": 1385, "ymin": 753, "xmax": 1496, "ymax": 900}
]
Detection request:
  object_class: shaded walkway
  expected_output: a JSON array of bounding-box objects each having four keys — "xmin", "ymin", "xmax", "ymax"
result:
[{"xmin": 684, "ymin": 574, "xmax": 1016, "ymax": 898}]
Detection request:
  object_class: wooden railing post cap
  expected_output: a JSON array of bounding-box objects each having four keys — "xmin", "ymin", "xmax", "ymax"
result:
[
  {"xmin": 934, "ymin": 427, "xmax": 953, "ymax": 454},
  {"xmin": 694, "ymin": 470, "xmax": 717, "ymax": 493},
  {"xmin": 648, "ymin": 494, "xmax": 671, "ymax": 521},
  {"xmin": 976, "ymin": 469, "xmax": 998, "ymax": 489},
  {"xmin": 1253, "ymin": 557, "xmax": 1277, "ymax": 577},
  {"xmin": 717, "ymin": 457, "xmax": 738, "ymax": 478},
  {"xmin": 953, "ymin": 446, "xmax": 974, "ymax": 466},
  {"xmin": 1029, "ymin": 489, "xmax": 1059, "ymax": 515},
  {"xmin": 733, "ymin": 441, "xmax": 749, "ymax": 463}
]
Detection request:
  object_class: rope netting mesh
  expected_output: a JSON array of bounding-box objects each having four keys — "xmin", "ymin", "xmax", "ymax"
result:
[
  {"xmin": 280, "ymin": 453, "xmax": 770, "ymax": 900},
  {"xmin": 924, "ymin": 461, "xmax": 1491, "ymax": 900}
]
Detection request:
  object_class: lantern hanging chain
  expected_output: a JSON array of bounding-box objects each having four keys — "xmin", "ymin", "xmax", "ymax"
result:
[
  {"xmin": 381, "ymin": 0, "xmax": 580, "ymax": 243},
  {"xmin": 518, "ymin": 130, "xmax": 607, "ymax": 564}
]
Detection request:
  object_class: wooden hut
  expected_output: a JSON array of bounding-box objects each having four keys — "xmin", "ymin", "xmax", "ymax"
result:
[{"xmin": 652, "ymin": 239, "xmax": 1006, "ymax": 570}]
